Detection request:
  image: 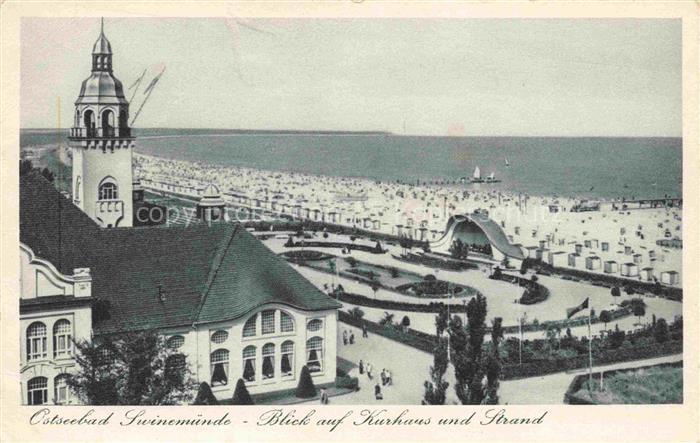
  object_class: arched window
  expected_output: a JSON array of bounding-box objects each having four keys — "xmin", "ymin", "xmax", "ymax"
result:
[
  {"xmin": 167, "ymin": 335, "xmax": 184, "ymax": 350},
  {"xmin": 53, "ymin": 319, "xmax": 72, "ymax": 358},
  {"xmin": 54, "ymin": 374, "xmax": 70, "ymax": 405},
  {"xmin": 242, "ymin": 346, "xmax": 256, "ymax": 383},
  {"xmin": 98, "ymin": 177, "xmax": 118, "ymax": 200},
  {"xmin": 27, "ymin": 377, "xmax": 48, "ymax": 405},
  {"xmin": 261, "ymin": 310, "xmax": 275, "ymax": 335},
  {"xmin": 26, "ymin": 322, "xmax": 47, "ymax": 361},
  {"xmin": 281, "ymin": 340, "xmax": 294, "ymax": 378},
  {"xmin": 101, "ymin": 109, "xmax": 115, "ymax": 137},
  {"xmin": 262, "ymin": 343, "xmax": 275, "ymax": 380},
  {"xmin": 211, "ymin": 330, "xmax": 228, "ymax": 344},
  {"xmin": 210, "ymin": 349, "xmax": 229, "ymax": 386},
  {"xmin": 306, "ymin": 337, "xmax": 323, "ymax": 373},
  {"xmin": 307, "ymin": 319, "xmax": 323, "ymax": 333},
  {"xmin": 83, "ymin": 109, "xmax": 95, "ymax": 133},
  {"xmin": 243, "ymin": 314, "xmax": 257, "ymax": 338},
  {"xmin": 280, "ymin": 311, "xmax": 294, "ymax": 333}
]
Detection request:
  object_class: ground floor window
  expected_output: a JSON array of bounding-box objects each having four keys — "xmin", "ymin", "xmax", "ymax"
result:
[
  {"xmin": 210, "ymin": 349, "xmax": 229, "ymax": 386},
  {"xmin": 262, "ymin": 343, "xmax": 275, "ymax": 380},
  {"xmin": 54, "ymin": 375, "xmax": 69, "ymax": 404},
  {"xmin": 27, "ymin": 377, "xmax": 48, "ymax": 405},
  {"xmin": 281, "ymin": 340, "xmax": 294, "ymax": 377},
  {"xmin": 242, "ymin": 346, "xmax": 256, "ymax": 382},
  {"xmin": 306, "ymin": 337, "xmax": 323, "ymax": 373}
]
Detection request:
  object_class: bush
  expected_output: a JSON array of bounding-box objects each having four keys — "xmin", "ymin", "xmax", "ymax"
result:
[
  {"xmin": 390, "ymin": 267, "xmax": 400, "ymax": 278},
  {"xmin": 193, "ymin": 382, "xmax": 218, "ymax": 405},
  {"xmin": 231, "ymin": 378, "xmax": 254, "ymax": 405},
  {"xmin": 654, "ymin": 318, "xmax": 669, "ymax": 343},
  {"xmin": 335, "ymin": 375, "xmax": 359, "ymax": 391},
  {"xmin": 295, "ymin": 366, "xmax": 317, "ymax": 398},
  {"xmin": 348, "ymin": 307, "xmax": 365, "ymax": 319},
  {"xmin": 424, "ymin": 274, "xmax": 437, "ymax": 282},
  {"xmin": 611, "ymin": 286, "xmax": 621, "ymax": 297},
  {"xmin": 401, "ymin": 315, "xmax": 411, "ymax": 328}
]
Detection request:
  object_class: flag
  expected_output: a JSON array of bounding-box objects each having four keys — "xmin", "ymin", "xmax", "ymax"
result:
[{"xmin": 566, "ymin": 297, "xmax": 589, "ymax": 319}]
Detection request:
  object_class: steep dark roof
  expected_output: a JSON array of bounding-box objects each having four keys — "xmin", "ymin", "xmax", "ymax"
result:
[{"xmin": 20, "ymin": 172, "xmax": 339, "ymax": 334}]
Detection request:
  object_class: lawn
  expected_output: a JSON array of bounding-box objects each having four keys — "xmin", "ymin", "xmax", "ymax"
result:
[{"xmin": 572, "ymin": 364, "xmax": 682, "ymax": 404}]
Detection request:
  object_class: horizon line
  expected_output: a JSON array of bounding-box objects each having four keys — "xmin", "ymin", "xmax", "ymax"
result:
[{"xmin": 20, "ymin": 127, "xmax": 683, "ymax": 139}]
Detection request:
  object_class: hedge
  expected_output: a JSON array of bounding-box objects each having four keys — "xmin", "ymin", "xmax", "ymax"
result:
[
  {"xmin": 502, "ymin": 340, "xmax": 683, "ymax": 380},
  {"xmin": 339, "ymin": 291, "xmax": 471, "ymax": 313},
  {"xmin": 286, "ymin": 240, "xmax": 386, "ymax": 254}
]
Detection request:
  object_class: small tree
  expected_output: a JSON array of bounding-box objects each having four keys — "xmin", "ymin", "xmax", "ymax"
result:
[
  {"xmin": 295, "ymin": 366, "xmax": 317, "ymax": 398},
  {"xmin": 390, "ymin": 267, "xmax": 400, "ymax": 278},
  {"xmin": 491, "ymin": 266, "xmax": 502, "ymax": 280},
  {"xmin": 633, "ymin": 304, "xmax": 646, "ymax": 325},
  {"xmin": 379, "ymin": 311, "xmax": 395, "ymax": 327},
  {"xmin": 193, "ymin": 382, "xmax": 218, "ymax": 405},
  {"xmin": 401, "ymin": 315, "xmax": 411, "ymax": 331},
  {"xmin": 374, "ymin": 241, "xmax": 383, "ymax": 253},
  {"xmin": 231, "ymin": 378, "xmax": 254, "ymax": 405},
  {"xmin": 519, "ymin": 261, "xmax": 528, "ymax": 275},
  {"xmin": 611, "ymin": 286, "xmax": 621, "ymax": 298},
  {"xmin": 654, "ymin": 318, "xmax": 669, "ymax": 343},
  {"xmin": 423, "ymin": 336, "xmax": 448, "ymax": 405},
  {"xmin": 599, "ymin": 310, "xmax": 612, "ymax": 331},
  {"xmin": 285, "ymin": 236, "xmax": 295, "ymax": 247}
]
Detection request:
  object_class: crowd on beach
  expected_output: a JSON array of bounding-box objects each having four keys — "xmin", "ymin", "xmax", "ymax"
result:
[{"xmin": 134, "ymin": 153, "xmax": 683, "ymax": 283}]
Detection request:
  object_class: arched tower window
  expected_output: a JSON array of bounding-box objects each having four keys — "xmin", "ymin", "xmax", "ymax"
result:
[
  {"xmin": 98, "ymin": 177, "xmax": 118, "ymax": 200},
  {"xmin": 306, "ymin": 336, "xmax": 323, "ymax": 373},
  {"xmin": 101, "ymin": 109, "xmax": 115, "ymax": 137},
  {"xmin": 83, "ymin": 109, "xmax": 95, "ymax": 136}
]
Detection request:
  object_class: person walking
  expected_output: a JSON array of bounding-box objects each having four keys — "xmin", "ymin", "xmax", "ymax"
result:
[
  {"xmin": 359, "ymin": 359, "xmax": 364, "ymax": 375},
  {"xmin": 342, "ymin": 330, "xmax": 348, "ymax": 346},
  {"xmin": 349, "ymin": 332, "xmax": 355, "ymax": 345},
  {"xmin": 380, "ymin": 369, "xmax": 387, "ymax": 386},
  {"xmin": 367, "ymin": 363, "xmax": 373, "ymax": 380},
  {"xmin": 320, "ymin": 388, "xmax": 329, "ymax": 405},
  {"xmin": 362, "ymin": 323, "xmax": 368, "ymax": 338}
]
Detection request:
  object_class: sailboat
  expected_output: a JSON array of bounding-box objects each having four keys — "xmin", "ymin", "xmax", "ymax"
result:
[
  {"xmin": 469, "ymin": 166, "xmax": 484, "ymax": 183},
  {"xmin": 485, "ymin": 171, "xmax": 501, "ymax": 183}
]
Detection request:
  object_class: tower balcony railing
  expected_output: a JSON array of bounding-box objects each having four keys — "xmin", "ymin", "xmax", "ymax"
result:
[{"xmin": 70, "ymin": 127, "xmax": 131, "ymax": 139}]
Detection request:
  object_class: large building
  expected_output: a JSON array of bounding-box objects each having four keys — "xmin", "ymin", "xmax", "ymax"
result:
[{"xmin": 19, "ymin": 23, "xmax": 340, "ymax": 405}]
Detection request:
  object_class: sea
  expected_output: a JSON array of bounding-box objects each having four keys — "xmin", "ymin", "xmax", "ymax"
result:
[{"xmin": 20, "ymin": 129, "xmax": 682, "ymax": 200}]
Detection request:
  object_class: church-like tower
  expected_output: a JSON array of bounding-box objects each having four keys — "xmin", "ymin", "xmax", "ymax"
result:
[{"xmin": 69, "ymin": 19, "xmax": 134, "ymax": 228}]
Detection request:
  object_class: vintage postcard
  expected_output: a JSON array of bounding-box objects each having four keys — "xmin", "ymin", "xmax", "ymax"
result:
[{"xmin": 1, "ymin": 2, "xmax": 698, "ymax": 442}]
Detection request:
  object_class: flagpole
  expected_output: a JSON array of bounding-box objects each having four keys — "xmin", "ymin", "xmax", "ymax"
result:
[
  {"xmin": 588, "ymin": 308, "xmax": 593, "ymax": 390},
  {"xmin": 518, "ymin": 315, "xmax": 522, "ymax": 366}
]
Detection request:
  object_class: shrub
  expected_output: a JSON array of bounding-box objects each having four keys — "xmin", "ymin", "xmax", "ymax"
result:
[
  {"xmin": 401, "ymin": 315, "xmax": 411, "ymax": 328},
  {"xmin": 424, "ymin": 274, "xmax": 437, "ymax": 282},
  {"xmin": 285, "ymin": 236, "xmax": 295, "ymax": 247},
  {"xmin": 611, "ymin": 286, "xmax": 621, "ymax": 297},
  {"xmin": 231, "ymin": 378, "xmax": 254, "ymax": 405},
  {"xmin": 193, "ymin": 382, "xmax": 218, "ymax": 405},
  {"xmin": 390, "ymin": 267, "xmax": 400, "ymax": 278},
  {"xmin": 599, "ymin": 310, "xmax": 612, "ymax": 330},
  {"xmin": 348, "ymin": 307, "xmax": 365, "ymax": 319},
  {"xmin": 295, "ymin": 366, "xmax": 317, "ymax": 398},
  {"xmin": 335, "ymin": 375, "xmax": 359, "ymax": 391},
  {"xmin": 654, "ymin": 318, "xmax": 669, "ymax": 343}
]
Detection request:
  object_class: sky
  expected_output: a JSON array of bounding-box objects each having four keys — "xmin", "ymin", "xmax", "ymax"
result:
[{"xmin": 20, "ymin": 18, "xmax": 681, "ymax": 137}]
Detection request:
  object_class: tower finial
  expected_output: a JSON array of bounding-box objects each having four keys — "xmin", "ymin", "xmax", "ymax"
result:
[{"xmin": 101, "ymin": 17, "xmax": 104, "ymax": 34}]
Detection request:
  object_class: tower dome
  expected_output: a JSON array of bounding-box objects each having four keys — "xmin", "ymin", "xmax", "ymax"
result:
[
  {"xmin": 199, "ymin": 184, "xmax": 225, "ymax": 206},
  {"xmin": 92, "ymin": 19, "xmax": 112, "ymax": 55}
]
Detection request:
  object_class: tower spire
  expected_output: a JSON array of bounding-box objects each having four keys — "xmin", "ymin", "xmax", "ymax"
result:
[{"xmin": 101, "ymin": 17, "xmax": 104, "ymax": 35}]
